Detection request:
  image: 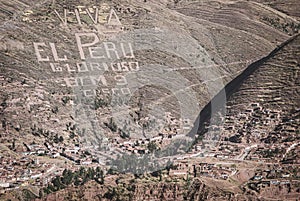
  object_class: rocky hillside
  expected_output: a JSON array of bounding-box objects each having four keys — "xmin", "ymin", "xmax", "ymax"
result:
[{"xmin": 1, "ymin": 0, "xmax": 297, "ymax": 146}]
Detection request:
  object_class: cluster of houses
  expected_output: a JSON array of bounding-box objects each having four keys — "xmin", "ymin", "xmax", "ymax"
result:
[
  {"xmin": 111, "ymin": 134, "xmax": 170, "ymax": 155},
  {"xmin": 245, "ymin": 164, "xmax": 300, "ymax": 195},
  {"xmin": 191, "ymin": 102, "xmax": 288, "ymax": 160},
  {"xmin": 107, "ymin": 112, "xmax": 193, "ymax": 155},
  {"xmin": 251, "ymin": 165, "xmax": 294, "ymax": 181},
  {"xmin": 0, "ymin": 154, "xmax": 61, "ymax": 192},
  {"xmin": 0, "ymin": 139, "xmax": 103, "ymax": 193},
  {"xmin": 169, "ymin": 160, "xmax": 236, "ymax": 181},
  {"xmin": 221, "ymin": 102, "xmax": 281, "ymax": 142},
  {"xmin": 42, "ymin": 142, "xmax": 100, "ymax": 167}
]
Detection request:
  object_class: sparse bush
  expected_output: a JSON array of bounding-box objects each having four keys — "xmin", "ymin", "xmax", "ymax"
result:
[
  {"xmin": 94, "ymin": 98, "xmax": 108, "ymax": 109},
  {"xmin": 105, "ymin": 118, "xmax": 118, "ymax": 132},
  {"xmin": 51, "ymin": 106, "xmax": 58, "ymax": 114}
]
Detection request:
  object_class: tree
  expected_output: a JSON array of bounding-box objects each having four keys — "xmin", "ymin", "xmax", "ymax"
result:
[
  {"xmin": 86, "ymin": 167, "xmax": 95, "ymax": 180},
  {"xmin": 59, "ymin": 136, "xmax": 64, "ymax": 142},
  {"xmin": 53, "ymin": 134, "xmax": 60, "ymax": 143},
  {"xmin": 12, "ymin": 138, "xmax": 16, "ymax": 150},
  {"xmin": 95, "ymin": 167, "xmax": 104, "ymax": 184},
  {"xmin": 62, "ymin": 169, "xmax": 73, "ymax": 185},
  {"xmin": 147, "ymin": 141, "xmax": 157, "ymax": 153},
  {"xmin": 52, "ymin": 176, "xmax": 64, "ymax": 190},
  {"xmin": 79, "ymin": 166, "xmax": 86, "ymax": 177}
]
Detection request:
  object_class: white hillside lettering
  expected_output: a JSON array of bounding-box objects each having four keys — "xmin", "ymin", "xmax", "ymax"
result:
[{"xmin": 53, "ymin": 6, "xmax": 122, "ymax": 26}]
